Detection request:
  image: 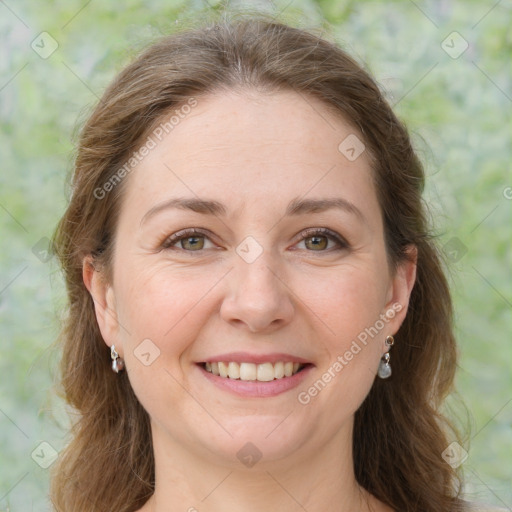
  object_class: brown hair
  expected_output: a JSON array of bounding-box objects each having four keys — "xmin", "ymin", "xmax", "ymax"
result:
[{"xmin": 51, "ymin": 12, "xmax": 467, "ymax": 512}]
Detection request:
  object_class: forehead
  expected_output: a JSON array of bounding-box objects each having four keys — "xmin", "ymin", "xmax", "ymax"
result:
[{"xmin": 121, "ymin": 89, "xmax": 377, "ymax": 221}]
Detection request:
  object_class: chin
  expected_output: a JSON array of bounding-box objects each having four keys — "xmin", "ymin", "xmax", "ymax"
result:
[{"xmin": 194, "ymin": 413, "xmax": 314, "ymax": 468}]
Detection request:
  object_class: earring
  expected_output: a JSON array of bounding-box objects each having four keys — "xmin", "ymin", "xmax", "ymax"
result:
[
  {"xmin": 111, "ymin": 344, "xmax": 125, "ymax": 373},
  {"xmin": 377, "ymin": 335, "xmax": 394, "ymax": 379}
]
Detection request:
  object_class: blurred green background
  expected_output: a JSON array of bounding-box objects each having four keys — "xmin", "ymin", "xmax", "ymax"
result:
[{"xmin": 0, "ymin": 0, "xmax": 510, "ymax": 510}]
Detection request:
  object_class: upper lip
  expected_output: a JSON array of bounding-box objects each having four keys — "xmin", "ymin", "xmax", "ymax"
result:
[{"xmin": 199, "ymin": 352, "xmax": 313, "ymax": 365}]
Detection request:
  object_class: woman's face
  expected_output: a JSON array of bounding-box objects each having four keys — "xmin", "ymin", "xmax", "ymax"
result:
[{"xmin": 87, "ymin": 89, "xmax": 415, "ymax": 469}]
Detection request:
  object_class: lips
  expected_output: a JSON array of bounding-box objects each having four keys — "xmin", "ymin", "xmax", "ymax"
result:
[
  {"xmin": 199, "ymin": 351, "xmax": 313, "ymax": 365},
  {"xmin": 197, "ymin": 351, "xmax": 314, "ymax": 384},
  {"xmin": 197, "ymin": 360, "xmax": 314, "ymax": 397}
]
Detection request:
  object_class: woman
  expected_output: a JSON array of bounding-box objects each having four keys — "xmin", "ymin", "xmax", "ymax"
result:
[{"xmin": 50, "ymin": 14, "xmax": 504, "ymax": 512}]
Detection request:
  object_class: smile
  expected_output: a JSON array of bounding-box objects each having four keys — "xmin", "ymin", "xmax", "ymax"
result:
[{"xmin": 203, "ymin": 361, "xmax": 307, "ymax": 381}]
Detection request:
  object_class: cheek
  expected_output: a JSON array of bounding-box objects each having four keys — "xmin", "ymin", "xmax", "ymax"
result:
[
  {"xmin": 112, "ymin": 260, "xmax": 237, "ymax": 394},
  {"xmin": 294, "ymin": 272, "xmax": 388, "ymax": 428},
  {"xmin": 306, "ymin": 266, "xmax": 389, "ymax": 400},
  {"xmin": 112, "ymin": 267, "xmax": 215, "ymax": 417},
  {"xmin": 321, "ymin": 266, "xmax": 389, "ymax": 341},
  {"xmin": 116, "ymin": 266, "xmax": 210, "ymax": 345}
]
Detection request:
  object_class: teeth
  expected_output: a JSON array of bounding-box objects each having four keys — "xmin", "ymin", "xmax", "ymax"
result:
[
  {"xmin": 228, "ymin": 362, "xmax": 240, "ymax": 379},
  {"xmin": 274, "ymin": 361, "xmax": 284, "ymax": 379},
  {"xmin": 218, "ymin": 361, "xmax": 229, "ymax": 378},
  {"xmin": 257, "ymin": 363, "xmax": 274, "ymax": 382},
  {"xmin": 203, "ymin": 361, "xmax": 305, "ymax": 381},
  {"xmin": 239, "ymin": 362, "xmax": 257, "ymax": 381}
]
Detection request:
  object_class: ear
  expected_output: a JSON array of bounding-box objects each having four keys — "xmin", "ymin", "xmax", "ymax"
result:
[
  {"xmin": 83, "ymin": 255, "xmax": 121, "ymax": 353},
  {"xmin": 382, "ymin": 245, "xmax": 417, "ymax": 336}
]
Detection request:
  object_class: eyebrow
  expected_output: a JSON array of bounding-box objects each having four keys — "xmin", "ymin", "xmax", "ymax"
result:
[{"xmin": 140, "ymin": 196, "xmax": 366, "ymax": 226}]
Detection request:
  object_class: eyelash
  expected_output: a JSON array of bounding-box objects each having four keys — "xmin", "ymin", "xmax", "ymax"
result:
[{"xmin": 161, "ymin": 227, "xmax": 349, "ymax": 254}]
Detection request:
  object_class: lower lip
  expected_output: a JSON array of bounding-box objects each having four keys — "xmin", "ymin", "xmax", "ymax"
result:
[{"xmin": 197, "ymin": 363, "xmax": 314, "ymax": 397}]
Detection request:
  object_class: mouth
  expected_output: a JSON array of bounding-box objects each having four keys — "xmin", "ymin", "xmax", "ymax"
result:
[{"xmin": 198, "ymin": 361, "xmax": 312, "ymax": 382}]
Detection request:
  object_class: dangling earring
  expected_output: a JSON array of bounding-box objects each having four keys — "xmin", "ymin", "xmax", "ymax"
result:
[
  {"xmin": 377, "ymin": 335, "xmax": 394, "ymax": 379},
  {"xmin": 111, "ymin": 344, "xmax": 125, "ymax": 373}
]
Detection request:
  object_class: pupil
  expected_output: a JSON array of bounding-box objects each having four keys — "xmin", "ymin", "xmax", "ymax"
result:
[
  {"xmin": 184, "ymin": 236, "xmax": 203, "ymax": 250},
  {"xmin": 308, "ymin": 236, "xmax": 326, "ymax": 250}
]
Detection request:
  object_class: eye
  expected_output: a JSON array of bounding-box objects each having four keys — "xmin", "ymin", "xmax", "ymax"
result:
[
  {"xmin": 161, "ymin": 228, "xmax": 215, "ymax": 252},
  {"xmin": 161, "ymin": 227, "xmax": 349, "ymax": 254},
  {"xmin": 295, "ymin": 227, "xmax": 349, "ymax": 252}
]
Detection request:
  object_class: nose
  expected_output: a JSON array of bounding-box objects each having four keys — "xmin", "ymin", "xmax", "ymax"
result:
[{"xmin": 220, "ymin": 254, "xmax": 294, "ymax": 333}]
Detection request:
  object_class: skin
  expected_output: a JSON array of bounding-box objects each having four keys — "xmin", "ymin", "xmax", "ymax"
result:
[{"xmin": 84, "ymin": 89, "xmax": 416, "ymax": 512}]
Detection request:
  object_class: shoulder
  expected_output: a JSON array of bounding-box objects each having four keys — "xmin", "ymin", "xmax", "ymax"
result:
[{"xmin": 463, "ymin": 501, "xmax": 509, "ymax": 512}]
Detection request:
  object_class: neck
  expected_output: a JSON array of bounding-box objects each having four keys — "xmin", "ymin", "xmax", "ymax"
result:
[{"xmin": 143, "ymin": 419, "xmax": 374, "ymax": 512}]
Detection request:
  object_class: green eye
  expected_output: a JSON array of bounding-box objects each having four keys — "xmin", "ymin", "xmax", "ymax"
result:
[
  {"xmin": 162, "ymin": 229, "xmax": 212, "ymax": 251},
  {"xmin": 304, "ymin": 234, "xmax": 329, "ymax": 251},
  {"xmin": 177, "ymin": 235, "xmax": 205, "ymax": 251},
  {"xmin": 297, "ymin": 228, "xmax": 349, "ymax": 252},
  {"xmin": 161, "ymin": 227, "xmax": 349, "ymax": 254}
]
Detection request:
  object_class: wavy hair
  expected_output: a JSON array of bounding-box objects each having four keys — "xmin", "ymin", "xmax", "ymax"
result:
[{"xmin": 50, "ymin": 12, "xmax": 467, "ymax": 512}]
